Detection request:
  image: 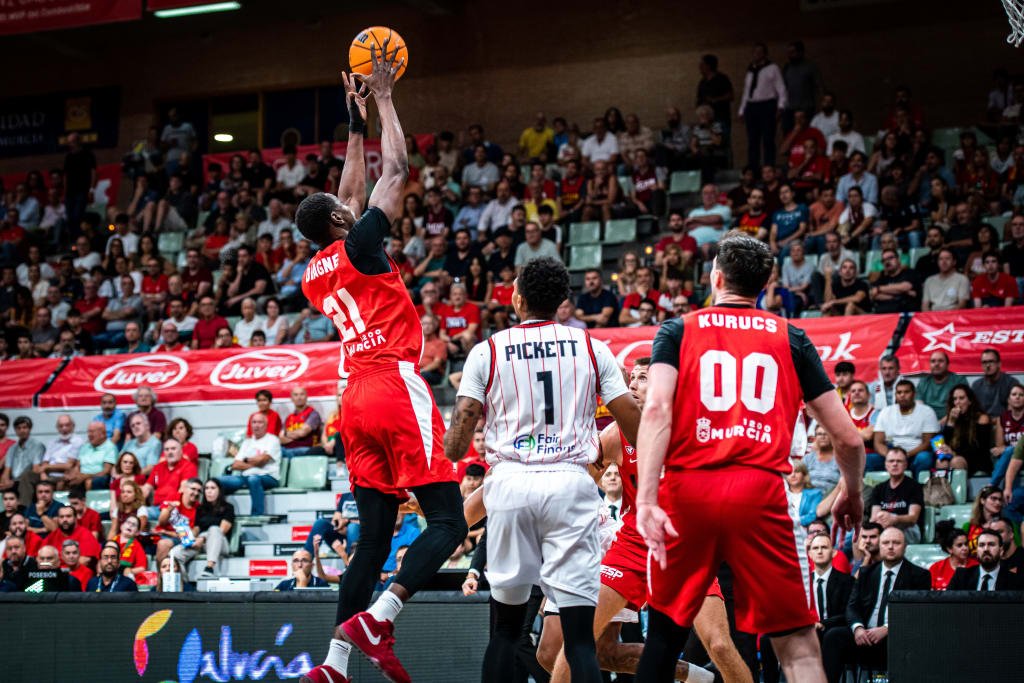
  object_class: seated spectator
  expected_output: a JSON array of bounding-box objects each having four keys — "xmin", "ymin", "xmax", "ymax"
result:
[
  {"xmin": 86, "ymin": 542, "xmax": 139, "ymax": 592},
  {"xmin": 62, "ymin": 308, "xmax": 95, "ymax": 356},
  {"xmin": 230, "ymin": 297, "xmax": 261, "ymax": 347},
  {"xmin": 845, "ymin": 379, "xmax": 879, "ymax": 463},
  {"xmin": 781, "ymin": 240, "xmax": 815, "ymax": 309},
  {"xmin": 437, "ymin": 283, "xmax": 482, "ymax": 357},
  {"xmin": 938, "ymin": 385, "xmax": 994, "ymax": 475},
  {"xmin": 151, "ymin": 321, "xmax": 189, "ymax": 352},
  {"xmin": 966, "ymin": 486, "xmax": 1006, "ymax": 554},
  {"xmin": 0, "ymin": 536, "xmax": 36, "ymax": 591},
  {"xmin": 462, "ymin": 146, "xmax": 500, "ymax": 194},
  {"xmin": 170, "ymin": 478, "xmax": 235, "ymax": 580},
  {"xmin": 304, "ymin": 499, "xmax": 356, "ymax": 566},
  {"xmin": 166, "ymin": 418, "xmax": 198, "ymax": 464},
  {"xmin": 654, "ymin": 213, "xmax": 697, "ymax": 270},
  {"xmin": 279, "ymin": 387, "xmax": 321, "ymax": 458},
  {"xmin": 808, "ymin": 532, "xmax": 854, "ymax": 636},
  {"xmin": 618, "ymin": 266, "xmax": 664, "ymax": 326},
  {"xmin": 948, "ymin": 528, "xmax": 1024, "ymax": 590},
  {"xmin": 275, "ymin": 240, "xmax": 311, "ymax": 307},
  {"xmin": 140, "ymin": 257, "xmax": 169, "ymax": 322},
  {"xmin": 685, "ymin": 184, "xmax": 731, "ymax": 252},
  {"xmin": 247, "ymin": 389, "xmax": 283, "ymax": 438},
  {"xmin": 453, "ymin": 185, "xmax": 485, "ymax": 235},
  {"xmin": 992, "ymin": 385, "xmax": 1024, "ymax": 488},
  {"xmin": 870, "ymin": 248, "xmax": 919, "ymax": 313},
  {"xmin": 32, "ymin": 544, "xmax": 82, "ymax": 591},
  {"xmin": 30, "ymin": 306, "xmax": 59, "ymax": 356},
  {"xmin": 219, "ymin": 413, "xmax": 280, "ymax": 516},
  {"xmin": 870, "ymin": 355, "xmax": 902, "ymax": 409},
  {"xmin": 260, "ymin": 297, "xmax": 289, "ymax": 345},
  {"xmin": 66, "ymin": 485, "xmax": 102, "ymax": 541},
  {"xmin": 0, "ymin": 489, "xmax": 23, "ymax": 535},
  {"xmin": 628, "ymin": 148, "xmax": 665, "ymax": 216},
  {"xmin": 114, "ymin": 321, "xmax": 151, "ymax": 355},
  {"xmin": 805, "ymin": 425, "xmax": 841, "ymax": 492},
  {"xmin": 581, "ymin": 160, "xmax": 622, "ymax": 222},
  {"xmin": 25, "ymin": 480, "xmax": 60, "ymax": 535},
  {"xmin": 111, "ymin": 514, "xmax": 147, "ymax": 576},
  {"xmin": 821, "ymin": 258, "xmax": 870, "ymax": 316},
  {"xmin": 875, "ymin": 185, "xmax": 922, "ymax": 250},
  {"xmin": 963, "ymin": 225, "xmax": 1001, "ymax": 279},
  {"xmin": 837, "ymin": 186, "xmax": 876, "ymax": 248},
  {"xmin": 972, "ymin": 349, "xmax": 1022, "ymax": 418},
  {"xmin": 444, "ymin": 229, "xmax": 478, "ymax": 280},
  {"xmin": 687, "ymin": 105, "xmax": 727, "ymax": 184},
  {"xmin": 555, "ymin": 298, "xmax": 587, "ymax": 330},
  {"xmin": 785, "ymin": 462, "xmax": 830, "ymax": 527},
  {"xmin": 318, "ymin": 382, "xmax": 345, "ymax": 470},
  {"xmin": 971, "ymin": 252, "xmax": 1018, "ymax": 307},
  {"xmin": 37, "ymin": 414, "xmax": 83, "ymax": 490},
  {"xmin": 60, "ymin": 538, "xmax": 93, "ymax": 588},
  {"xmin": 109, "ymin": 451, "xmax": 145, "ymax": 493},
  {"xmin": 109, "ymin": 479, "xmax": 149, "ymax": 538},
  {"xmin": 276, "ymin": 548, "xmax": 329, "ymax": 590},
  {"xmin": 223, "ymin": 245, "xmax": 272, "ymax": 317},
  {"xmin": 836, "ymin": 150, "xmax": 877, "ymax": 204},
  {"xmin": 65, "ymin": 421, "xmax": 117, "ymax": 490},
  {"xmin": 420, "ymin": 314, "xmax": 448, "ymax": 386},
  {"xmin": 287, "ymin": 307, "xmax": 334, "ymax": 344},
  {"xmin": 97, "ymin": 275, "xmax": 143, "ymax": 348},
  {"xmin": 121, "ymin": 413, "xmax": 162, "ymax": 475},
  {"xmin": 3, "ymin": 512, "xmax": 42, "ymax": 558},
  {"xmin": 734, "ymin": 187, "xmax": 771, "ymax": 241},
  {"xmin": 153, "ymin": 477, "xmax": 203, "ymax": 570},
  {"xmin": 514, "ymin": 222, "xmax": 560, "ymax": 267},
  {"xmin": 929, "ymin": 528, "xmax": 977, "ymax": 590},
  {"xmin": 1002, "ymin": 214, "xmax": 1024, "ymax": 296},
  {"xmin": 129, "ymin": 385, "xmax": 167, "ymax": 440},
  {"xmin": 626, "ymin": 298, "xmax": 659, "ymax": 327},
  {"xmin": 873, "ymin": 380, "xmax": 940, "ymax": 477},
  {"xmin": 44, "ymin": 505, "xmax": 101, "ymax": 567},
  {"xmin": 921, "ymin": 249, "xmax": 969, "ymax": 311},
  {"xmin": 143, "ymin": 439, "xmax": 199, "ymax": 516},
  {"xmin": 192, "ymin": 295, "xmax": 230, "ymax": 349},
  {"xmin": 986, "ymin": 517, "xmax": 1024, "ymax": 574},
  {"xmin": 869, "ymin": 448, "xmax": 924, "ymax": 544},
  {"xmin": 821, "ymin": 528, "xmax": 930, "ymax": 683}
]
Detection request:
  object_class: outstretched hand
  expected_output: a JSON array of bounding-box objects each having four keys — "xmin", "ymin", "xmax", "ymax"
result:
[
  {"xmin": 341, "ymin": 72, "xmax": 369, "ymax": 132},
  {"xmin": 353, "ymin": 38, "xmax": 405, "ymax": 97},
  {"xmin": 637, "ymin": 503, "xmax": 679, "ymax": 571},
  {"xmin": 831, "ymin": 481, "xmax": 864, "ymax": 548}
]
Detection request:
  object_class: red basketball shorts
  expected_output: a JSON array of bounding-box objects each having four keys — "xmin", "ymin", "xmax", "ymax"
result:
[
  {"xmin": 646, "ymin": 467, "xmax": 813, "ymax": 635},
  {"xmin": 341, "ymin": 362, "xmax": 455, "ymax": 498},
  {"xmin": 601, "ymin": 523, "xmax": 724, "ymax": 612}
]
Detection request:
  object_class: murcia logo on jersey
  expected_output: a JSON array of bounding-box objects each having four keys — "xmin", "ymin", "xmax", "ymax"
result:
[
  {"xmin": 345, "ymin": 329, "xmax": 388, "ymax": 358},
  {"xmin": 696, "ymin": 417, "xmax": 712, "ymax": 443}
]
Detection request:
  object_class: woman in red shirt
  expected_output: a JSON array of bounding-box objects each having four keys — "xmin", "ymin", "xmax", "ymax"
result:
[
  {"xmin": 929, "ymin": 528, "xmax": 977, "ymax": 590},
  {"xmin": 169, "ymin": 418, "xmax": 199, "ymax": 463}
]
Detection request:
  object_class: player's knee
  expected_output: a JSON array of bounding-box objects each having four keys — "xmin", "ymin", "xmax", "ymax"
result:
[
  {"xmin": 706, "ymin": 634, "xmax": 736, "ymax": 664},
  {"xmin": 535, "ymin": 632, "xmax": 559, "ymax": 672},
  {"xmin": 594, "ymin": 633, "xmax": 620, "ymax": 668}
]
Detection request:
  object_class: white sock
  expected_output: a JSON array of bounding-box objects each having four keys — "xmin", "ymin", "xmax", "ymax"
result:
[
  {"xmin": 324, "ymin": 639, "xmax": 350, "ymax": 673},
  {"xmin": 684, "ymin": 663, "xmax": 714, "ymax": 683},
  {"xmin": 366, "ymin": 590, "xmax": 404, "ymax": 623}
]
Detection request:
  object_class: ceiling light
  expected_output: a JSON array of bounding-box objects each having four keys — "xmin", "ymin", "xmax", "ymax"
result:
[
  {"xmin": 213, "ymin": 133, "xmax": 234, "ymax": 142},
  {"xmin": 154, "ymin": 2, "xmax": 242, "ymax": 19}
]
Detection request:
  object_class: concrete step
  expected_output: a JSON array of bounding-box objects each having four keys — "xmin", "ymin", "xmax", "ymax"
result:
[
  {"xmin": 242, "ymin": 540, "xmax": 347, "ymax": 558},
  {"xmin": 227, "ymin": 490, "xmax": 341, "ymax": 516},
  {"xmin": 285, "ymin": 509, "xmax": 334, "ymax": 524},
  {"xmin": 242, "ymin": 522, "xmax": 318, "ymax": 544},
  {"xmin": 188, "ymin": 555, "xmax": 346, "ymax": 581}
]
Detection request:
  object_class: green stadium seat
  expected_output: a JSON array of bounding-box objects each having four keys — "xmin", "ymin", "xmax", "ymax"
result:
[
  {"xmin": 618, "ymin": 175, "xmax": 635, "ymax": 197},
  {"xmin": 197, "ymin": 458, "xmax": 210, "ymax": 482},
  {"xmin": 923, "ymin": 505, "xmax": 936, "ymax": 544},
  {"xmin": 669, "ymin": 170, "xmax": 701, "ymax": 195},
  {"xmin": 863, "ymin": 250, "xmax": 882, "ymax": 274},
  {"xmin": 568, "ymin": 221, "xmax": 601, "ymax": 246},
  {"xmin": 935, "ymin": 503, "xmax": 973, "ymax": 529},
  {"xmin": 603, "ymin": 218, "xmax": 637, "ymax": 244},
  {"xmin": 799, "ymin": 310, "xmax": 822, "ymax": 319},
  {"xmin": 86, "ymin": 490, "xmax": 110, "ymax": 516},
  {"xmin": 568, "ymin": 245, "xmax": 603, "ymax": 271},
  {"xmin": 158, "ymin": 232, "xmax": 184, "ymax": 253},
  {"xmin": 211, "ymin": 456, "xmax": 235, "ymax": 480},
  {"xmin": 864, "ymin": 471, "xmax": 890, "ymax": 489},
  {"xmin": 905, "ymin": 544, "xmax": 945, "ymax": 568},
  {"xmin": 287, "ymin": 456, "xmax": 328, "ymax": 490},
  {"xmin": 951, "ymin": 468, "xmax": 967, "ymax": 505}
]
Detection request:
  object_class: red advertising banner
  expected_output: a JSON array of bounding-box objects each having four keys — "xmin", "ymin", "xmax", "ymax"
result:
[
  {"xmin": 1, "ymin": 163, "xmax": 122, "ymax": 212},
  {"xmin": 591, "ymin": 313, "xmax": 900, "ymax": 376},
  {"xmin": 0, "ymin": 358, "xmax": 63, "ymax": 408},
  {"xmin": 290, "ymin": 525, "xmax": 312, "ymax": 542},
  {"xmin": 896, "ymin": 306, "xmax": 1024, "ymax": 374},
  {"xmin": 202, "ymin": 133, "xmax": 435, "ymax": 185},
  {"xmin": 0, "ymin": 0, "xmax": 141, "ymax": 36},
  {"xmin": 38, "ymin": 343, "xmax": 344, "ymax": 409},
  {"xmin": 248, "ymin": 559, "xmax": 288, "ymax": 577}
]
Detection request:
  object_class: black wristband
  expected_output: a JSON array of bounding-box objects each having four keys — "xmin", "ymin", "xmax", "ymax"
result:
[{"xmin": 348, "ymin": 103, "xmax": 366, "ymax": 136}]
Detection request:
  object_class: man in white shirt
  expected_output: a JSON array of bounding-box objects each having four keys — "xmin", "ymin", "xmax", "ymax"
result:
[
  {"xmin": 873, "ymin": 380, "xmax": 939, "ymax": 477},
  {"xmin": 826, "ymin": 110, "xmax": 866, "ymax": 155},
  {"xmin": 275, "ymin": 148, "xmax": 307, "ymax": 192},
  {"xmin": 257, "ymin": 199, "xmax": 293, "ymax": 244},
  {"xmin": 810, "ymin": 92, "xmax": 840, "ymax": 139},
  {"xmin": 514, "ymin": 222, "xmax": 561, "ymax": 267},
  {"xmin": 164, "ymin": 297, "xmax": 198, "ymax": 335},
  {"xmin": 72, "ymin": 236, "xmax": 101, "ymax": 274},
  {"xmin": 686, "ymin": 184, "xmax": 732, "ymax": 251},
  {"xmin": 478, "ymin": 180, "xmax": 517, "ymax": 238},
  {"xmin": 37, "ymin": 415, "xmax": 83, "ymax": 489},
  {"xmin": 580, "ymin": 118, "xmax": 620, "ymax": 166},
  {"xmin": 922, "ymin": 248, "xmax": 970, "ymax": 311},
  {"xmin": 218, "ymin": 412, "xmax": 280, "ymax": 516},
  {"xmin": 738, "ymin": 42, "xmax": 787, "ymax": 168},
  {"xmin": 233, "ymin": 298, "xmax": 264, "ymax": 347}
]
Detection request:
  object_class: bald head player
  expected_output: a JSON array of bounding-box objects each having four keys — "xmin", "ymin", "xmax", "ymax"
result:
[{"xmin": 298, "ymin": 42, "xmax": 467, "ymax": 683}]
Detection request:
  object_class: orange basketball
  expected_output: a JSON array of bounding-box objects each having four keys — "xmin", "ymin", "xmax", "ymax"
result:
[{"xmin": 349, "ymin": 26, "xmax": 408, "ymax": 81}]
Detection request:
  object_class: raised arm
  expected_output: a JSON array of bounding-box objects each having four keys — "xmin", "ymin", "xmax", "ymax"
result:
[
  {"xmin": 336, "ymin": 72, "xmax": 369, "ymax": 216},
  {"xmin": 359, "ymin": 41, "xmax": 409, "ymax": 223}
]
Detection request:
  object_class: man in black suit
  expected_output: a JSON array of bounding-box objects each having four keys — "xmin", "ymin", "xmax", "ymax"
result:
[
  {"xmin": 809, "ymin": 532, "xmax": 855, "ymax": 635},
  {"xmin": 948, "ymin": 529, "xmax": 1024, "ymax": 591},
  {"xmin": 821, "ymin": 527, "xmax": 931, "ymax": 683}
]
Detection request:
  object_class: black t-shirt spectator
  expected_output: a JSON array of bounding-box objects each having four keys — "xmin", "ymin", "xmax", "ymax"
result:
[
  {"xmin": 697, "ymin": 73, "xmax": 734, "ymax": 123},
  {"xmin": 195, "ymin": 502, "xmax": 235, "ymax": 535},
  {"xmin": 914, "ymin": 251, "xmax": 940, "ymax": 280},
  {"xmin": 1003, "ymin": 241, "xmax": 1024, "ymax": 277},
  {"xmin": 240, "ymin": 262, "xmax": 273, "ymax": 295},
  {"xmin": 869, "ymin": 477, "xmax": 924, "ymax": 517},
  {"xmin": 245, "ymin": 163, "xmax": 275, "ymax": 191},
  {"xmin": 64, "ymin": 148, "xmax": 96, "ymax": 195},
  {"xmin": 576, "ymin": 288, "xmax": 621, "ymax": 327},
  {"xmin": 878, "ymin": 202, "xmax": 919, "ymax": 230},
  {"xmin": 444, "ymin": 247, "xmax": 478, "ymax": 280},
  {"xmin": 832, "ymin": 277, "xmax": 872, "ymax": 312},
  {"xmin": 873, "ymin": 269, "xmax": 919, "ymax": 313},
  {"xmin": 487, "ymin": 250, "xmax": 516, "ymax": 279}
]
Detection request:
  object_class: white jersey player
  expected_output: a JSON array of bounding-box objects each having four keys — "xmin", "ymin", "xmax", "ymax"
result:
[{"xmin": 444, "ymin": 257, "xmax": 641, "ymax": 683}]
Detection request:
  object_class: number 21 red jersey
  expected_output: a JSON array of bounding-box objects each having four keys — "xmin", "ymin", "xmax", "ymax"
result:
[{"xmin": 301, "ymin": 210, "xmax": 422, "ymax": 377}]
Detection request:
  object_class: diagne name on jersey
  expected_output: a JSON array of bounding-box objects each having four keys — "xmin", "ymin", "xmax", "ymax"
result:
[
  {"xmin": 504, "ymin": 339, "xmax": 579, "ymax": 362},
  {"xmin": 304, "ymin": 252, "xmax": 341, "ymax": 283}
]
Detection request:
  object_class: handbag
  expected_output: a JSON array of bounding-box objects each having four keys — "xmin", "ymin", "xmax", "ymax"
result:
[{"xmin": 923, "ymin": 474, "xmax": 955, "ymax": 508}]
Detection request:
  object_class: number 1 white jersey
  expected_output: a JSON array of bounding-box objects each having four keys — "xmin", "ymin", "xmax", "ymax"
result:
[{"xmin": 457, "ymin": 321, "xmax": 630, "ymax": 466}]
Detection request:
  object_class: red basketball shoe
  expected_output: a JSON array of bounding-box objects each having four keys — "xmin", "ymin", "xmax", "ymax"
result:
[
  {"xmin": 299, "ymin": 664, "xmax": 349, "ymax": 683},
  {"xmin": 340, "ymin": 611, "xmax": 410, "ymax": 683}
]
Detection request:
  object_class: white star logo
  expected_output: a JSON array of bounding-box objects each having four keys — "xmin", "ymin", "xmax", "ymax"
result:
[{"xmin": 920, "ymin": 322, "xmax": 972, "ymax": 353}]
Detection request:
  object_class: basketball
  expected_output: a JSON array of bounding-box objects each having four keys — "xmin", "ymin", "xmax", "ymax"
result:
[{"xmin": 349, "ymin": 26, "xmax": 408, "ymax": 81}]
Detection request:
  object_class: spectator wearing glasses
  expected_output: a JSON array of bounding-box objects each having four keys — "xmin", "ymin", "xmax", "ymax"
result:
[
  {"xmin": 86, "ymin": 542, "xmax": 139, "ymax": 592},
  {"xmin": 870, "ymin": 248, "xmax": 919, "ymax": 313},
  {"xmin": 972, "ymin": 349, "xmax": 1022, "ymax": 418},
  {"xmin": 868, "ymin": 447, "xmax": 923, "ymax": 543},
  {"xmin": 275, "ymin": 548, "xmax": 329, "ymax": 590},
  {"xmin": 219, "ymin": 412, "xmax": 279, "ymax": 516}
]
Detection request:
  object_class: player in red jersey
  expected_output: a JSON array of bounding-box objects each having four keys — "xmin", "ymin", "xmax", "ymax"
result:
[
  {"xmin": 635, "ymin": 232, "xmax": 865, "ymax": 683},
  {"xmin": 544, "ymin": 357, "xmax": 750, "ymax": 683},
  {"xmin": 296, "ymin": 43, "xmax": 467, "ymax": 683}
]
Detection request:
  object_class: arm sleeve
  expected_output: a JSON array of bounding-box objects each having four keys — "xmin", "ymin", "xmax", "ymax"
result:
[
  {"xmin": 456, "ymin": 342, "xmax": 491, "ymax": 404},
  {"xmin": 592, "ymin": 339, "xmax": 630, "ymax": 404},
  {"xmin": 650, "ymin": 318, "xmax": 684, "ymax": 369},
  {"xmin": 787, "ymin": 324, "xmax": 833, "ymax": 402},
  {"xmin": 343, "ymin": 207, "xmax": 392, "ymax": 276}
]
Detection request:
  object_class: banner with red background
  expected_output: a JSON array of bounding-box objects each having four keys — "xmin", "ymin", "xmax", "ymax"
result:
[
  {"xmin": 592, "ymin": 313, "xmax": 900, "ymax": 376},
  {"xmin": 0, "ymin": 0, "xmax": 140, "ymax": 36},
  {"xmin": 2, "ymin": 163, "xmax": 122, "ymax": 212},
  {"xmin": 896, "ymin": 306, "xmax": 1024, "ymax": 374},
  {"xmin": 38, "ymin": 343, "xmax": 345, "ymax": 409},
  {"xmin": 202, "ymin": 134, "xmax": 435, "ymax": 185},
  {"xmin": 0, "ymin": 358, "xmax": 63, "ymax": 408}
]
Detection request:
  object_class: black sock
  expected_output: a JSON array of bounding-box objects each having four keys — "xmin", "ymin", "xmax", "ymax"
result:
[
  {"xmin": 636, "ymin": 608, "xmax": 691, "ymax": 683},
  {"xmin": 559, "ymin": 605, "xmax": 603, "ymax": 683},
  {"xmin": 335, "ymin": 486, "xmax": 399, "ymax": 625},
  {"xmin": 484, "ymin": 599, "xmax": 529, "ymax": 683},
  {"xmin": 391, "ymin": 481, "xmax": 467, "ymax": 596}
]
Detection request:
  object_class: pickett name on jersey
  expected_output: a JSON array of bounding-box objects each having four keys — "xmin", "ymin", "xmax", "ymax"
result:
[{"xmin": 504, "ymin": 339, "xmax": 580, "ymax": 362}]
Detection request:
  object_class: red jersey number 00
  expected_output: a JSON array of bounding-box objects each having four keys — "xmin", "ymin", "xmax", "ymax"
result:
[{"xmin": 699, "ymin": 350, "xmax": 779, "ymax": 414}]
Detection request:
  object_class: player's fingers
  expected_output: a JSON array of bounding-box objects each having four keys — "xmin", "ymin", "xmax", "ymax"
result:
[
  {"xmin": 369, "ymin": 42, "xmax": 377, "ymax": 66},
  {"xmin": 663, "ymin": 518, "xmax": 679, "ymax": 539}
]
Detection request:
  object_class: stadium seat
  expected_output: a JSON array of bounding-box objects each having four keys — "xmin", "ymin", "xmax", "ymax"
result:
[
  {"xmin": 863, "ymin": 250, "xmax": 882, "ymax": 274},
  {"xmin": 158, "ymin": 231, "xmax": 184, "ymax": 254},
  {"xmin": 617, "ymin": 175, "xmax": 634, "ymax": 197},
  {"xmin": 951, "ymin": 468, "xmax": 967, "ymax": 504},
  {"xmin": 210, "ymin": 456, "xmax": 235, "ymax": 479},
  {"xmin": 286, "ymin": 455, "xmax": 329, "ymax": 490},
  {"xmin": 986, "ymin": 215, "xmax": 1009, "ymax": 236},
  {"xmin": 568, "ymin": 244, "xmax": 603, "ymax": 271},
  {"xmin": 568, "ymin": 221, "xmax": 601, "ymax": 246},
  {"xmin": 905, "ymin": 544, "xmax": 945, "ymax": 568},
  {"xmin": 603, "ymin": 218, "xmax": 637, "ymax": 244},
  {"xmin": 669, "ymin": 170, "xmax": 701, "ymax": 195},
  {"xmin": 86, "ymin": 489, "xmax": 110, "ymax": 516},
  {"xmin": 520, "ymin": 164, "xmax": 531, "ymax": 183},
  {"xmin": 800, "ymin": 310, "xmax": 822, "ymax": 319},
  {"xmin": 909, "ymin": 247, "xmax": 931, "ymax": 268},
  {"xmin": 864, "ymin": 471, "xmax": 890, "ymax": 488},
  {"xmin": 922, "ymin": 505, "xmax": 936, "ymax": 544},
  {"xmin": 935, "ymin": 503, "xmax": 973, "ymax": 529},
  {"xmin": 197, "ymin": 457, "xmax": 210, "ymax": 482}
]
